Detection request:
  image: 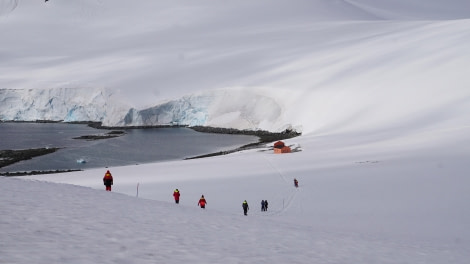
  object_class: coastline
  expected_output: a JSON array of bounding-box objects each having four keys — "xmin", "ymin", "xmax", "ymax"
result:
[
  {"xmin": 0, "ymin": 148, "xmax": 67, "ymax": 176},
  {"xmin": 185, "ymin": 126, "xmax": 300, "ymax": 159},
  {"xmin": 0, "ymin": 121, "xmax": 301, "ymax": 175}
]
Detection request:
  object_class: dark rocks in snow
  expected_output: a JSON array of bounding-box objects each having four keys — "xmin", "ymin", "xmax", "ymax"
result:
[
  {"xmin": 189, "ymin": 126, "xmax": 301, "ymax": 143},
  {"xmin": 73, "ymin": 130, "xmax": 125, "ymax": 140},
  {"xmin": 0, "ymin": 148, "xmax": 60, "ymax": 169},
  {"xmin": 186, "ymin": 126, "xmax": 301, "ymax": 160},
  {"xmin": 1, "ymin": 169, "xmax": 81, "ymax": 177}
]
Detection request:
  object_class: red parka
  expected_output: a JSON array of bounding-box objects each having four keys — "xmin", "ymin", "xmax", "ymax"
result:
[
  {"xmin": 103, "ymin": 170, "xmax": 113, "ymax": 186},
  {"xmin": 198, "ymin": 196, "xmax": 206, "ymax": 207},
  {"xmin": 173, "ymin": 189, "xmax": 180, "ymax": 200}
]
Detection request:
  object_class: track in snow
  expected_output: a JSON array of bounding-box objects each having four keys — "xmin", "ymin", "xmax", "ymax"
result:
[
  {"xmin": 261, "ymin": 154, "xmax": 303, "ymax": 216},
  {"xmin": 0, "ymin": 0, "xmax": 18, "ymax": 16}
]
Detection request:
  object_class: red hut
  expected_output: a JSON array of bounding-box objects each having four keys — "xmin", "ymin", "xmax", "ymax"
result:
[
  {"xmin": 273, "ymin": 141, "xmax": 291, "ymax": 154},
  {"xmin": 274, "ymin": 141, "xmax": 285, "ymax": 148}
]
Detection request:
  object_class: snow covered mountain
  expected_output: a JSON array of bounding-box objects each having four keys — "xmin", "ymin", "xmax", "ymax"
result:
[
  {"xmin": 2, "ymin": 1, "xmax": 470, "ymax": 262},
  {"xmin": 2, "ymin": 0, "xmax": 470, "ymax": 133}
]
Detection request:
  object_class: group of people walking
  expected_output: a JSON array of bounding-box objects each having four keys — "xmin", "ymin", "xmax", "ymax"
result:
[
  {"xmin": 261, "ymin": 200, "xmax": 269, "ymax": 211},
  {"xmin": 173, "ymin": 188, "xmax": 268, "ymax": 216},
  {"xmin": 174, "ymin": 189, "xmax": 207, "ymax": 208},
  {"xmin": 103, "ymin": 170, "xmax": 299, "ymax": 215}
]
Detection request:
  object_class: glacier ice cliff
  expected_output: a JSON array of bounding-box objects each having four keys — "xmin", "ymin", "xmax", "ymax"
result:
[
  {"xmin": 0, "ymin": 88, "xmax": 129, "ymax": 125},
  {"xmin": 122, "ymin": 89, "xmax": 285, "ymax": 131},
  {"xmin": 1, "ymin": 88, "xmax": 296, "ymax": 132}
]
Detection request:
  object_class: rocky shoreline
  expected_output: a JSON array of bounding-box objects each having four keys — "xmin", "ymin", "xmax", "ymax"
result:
[
  {"xmin": 0, "ymin": 121, "xmax": 301, "ymax": 175},
  {"xmin": 185, "ymin": 126, "xmax": 300, "ymax": 159},
  {"xmin": 73, "ymin": 130, "xmax": 125, "ymax": 140},
  {"xmin": 189, "ymin": 126, "xmax": 300, "ymax": 143},
  {"xmin": 86, "ymin": 123, "xmax": 302, "ymax": 159},
  {"xmin": 0, "ymin": 148, "xmax": 71, "ymax": 176},
  {"xmin": 0, "ymin": 148, "xmax": 60, "ymax": 168},
  {"xmin": 1, "ymin": 169, "xmax": 82, "ymax": 177}
]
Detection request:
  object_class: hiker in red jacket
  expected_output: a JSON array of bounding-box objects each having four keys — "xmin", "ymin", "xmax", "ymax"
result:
[
  {"xmin": 173, "ymin": 189, "xmax": 180, "ymax": 204},
  {"xmin": 198, "ymin": 195, "xmax": 207, "ymax": 209},
  {"xmin": 103, "ymin": 170, "xmax": 113, "ymax": 191}
]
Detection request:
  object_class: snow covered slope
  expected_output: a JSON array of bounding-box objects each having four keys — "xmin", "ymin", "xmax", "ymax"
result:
[
  {"xmin": 1, "ymin": 0, "xmax": 470, "ymax": 132},
  {"xmin": 346, "ymin": 0, "xmax": 470, "ymax": 20},
  {"xmin": 3, "ymin": 130, "xmax": 470, "ymax": 263},
  {"xmin": 2, "ymin": 0, "xmax": 470, "ymax": 263}
]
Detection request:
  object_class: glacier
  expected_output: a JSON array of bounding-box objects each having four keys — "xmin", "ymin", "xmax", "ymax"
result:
[
  {"xmin": 0, "ymin": 88, "xmax": 129, "ymax": 125},
  {"xmin": 122, "ymin": 88, "xmax": 288, "ymax": 131},
  {"xmin": 0, "ymin": 87, "xmax": 295, "ymax": 132}
]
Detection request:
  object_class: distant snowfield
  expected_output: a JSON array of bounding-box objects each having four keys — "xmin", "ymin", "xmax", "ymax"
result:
[{"xmin": 1, "ymin": 0, "xmax": 470, "ymax": 263}]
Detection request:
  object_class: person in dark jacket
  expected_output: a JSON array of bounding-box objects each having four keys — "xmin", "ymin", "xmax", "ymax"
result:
[
  {"xmin": 242, "ymin": 200, "xmax": 249, "ymax": 215},
  {"xmin": 173, "ymin": 189, "xmax": 180, "ymax": 204},
  {"xmin": 103, "ymin": 170, "xmax": 113, "ymax": 191},
  {"xmin": 264, "ymin": 200, "xmax": 268, "ymax": 211},
  {"xmin": 198, "ymin": 195, "xmax": 207, "ymax": 209},
  {"xmin": 294, "ymin": 178, "xmax": 299, "ymax": 188},
  {"xmin": 261, "ymin": 200, "xmax": 265, "ymax": 211}
]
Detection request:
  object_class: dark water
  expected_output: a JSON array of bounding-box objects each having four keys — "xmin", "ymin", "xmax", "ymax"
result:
[{"xmin": 0, "ymin": 123, "xmax": 258, "ymax": 172}]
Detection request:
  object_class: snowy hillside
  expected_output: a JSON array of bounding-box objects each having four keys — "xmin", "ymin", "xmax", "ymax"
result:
[
  {"xmin": 1, "ymin": 0, "xmax": 470, "ymax": 263},
  {"xmin": 3, "ymin": 132, "xmax": 470, "ymax": 263},
  {"xmin": 1, "ymin": 0, "xmax": 470, "ymax": 132}
]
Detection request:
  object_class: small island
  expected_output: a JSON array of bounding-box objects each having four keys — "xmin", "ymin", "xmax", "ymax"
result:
[{"xmin": 73, "ymin": 130, "xmax": 125, "ymax": 140}]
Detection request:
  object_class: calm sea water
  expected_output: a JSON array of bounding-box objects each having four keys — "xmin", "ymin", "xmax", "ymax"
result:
[{"xmin": 0, "ymin": 123, "xmax": 258, "ymax": 172}]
